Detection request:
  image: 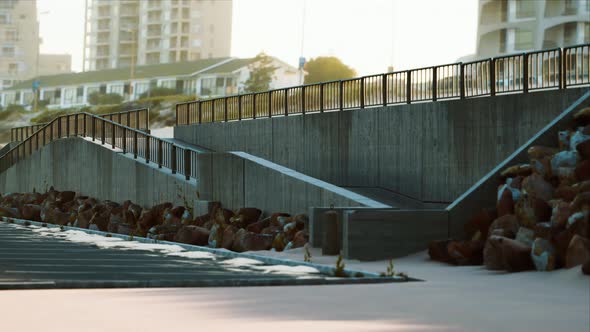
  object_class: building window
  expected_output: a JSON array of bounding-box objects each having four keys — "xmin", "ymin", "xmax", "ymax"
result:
[
  {"xmin": 0, "ymin": 13, "xmax": 10, "ymax": 24},
  {"xmin": 5, "ymin": 29, "xmax": 18, "ymax": 41},
  {"xmin": 63, "ymin": 88, "xmax": 76, "ymax": 105},
  {"xmin": 586, "ymin": 23, "xmax": 590, "ymax": 43},
  {"xmin": 564, "ymin": 0, "xmax": 578, "ymax": 14},
  {"xmin": 200, "ymin": 77, "xmax": 215, "ymax": 95},
  {"xmin": 179, "ymin": 50, "xmax": 188, "ymax": 61},
  {"xmin": 159, "ymin": 79, "xmax": 176, "ymax": 89},
  {"xmin": 8, "ymin": 63, "xmax": 18, "ymax": 74},
  {"xmin": 564, "ymin": 22, "xmax": 578, "ymax": 45},
  {"xmin": 2, "ymin": 46, "xmax": 15, "ymax": 57},
  {"xmin": 499, "ymin": 29, "xmax": 507, "ymax": 53},
  {"xmin": 515, "ymin": 0, "xmax": 535, "ymax": 18},
  {"xmin": 514, "ymin": 29, "xmax": 533, "ymax": 50},
  {"xmin": 134, "ymin": 82, "xmax": 149, "ymax": 96},
  {"xmin": 108, "ymin": 84, "xmax": 124, "ymax": 96}
]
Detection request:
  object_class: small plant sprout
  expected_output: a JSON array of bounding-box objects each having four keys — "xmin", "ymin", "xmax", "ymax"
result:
[
  {"xmin": 334, "ymin": 253, "xmax": 347, "ymax": 277},
  {"xmin": 304, "ymin": 244, "xmax": 312, "ymax": 263},
  {"xmin": 386, "ymin": 259, "xmax": 395, "ymax": 277}
]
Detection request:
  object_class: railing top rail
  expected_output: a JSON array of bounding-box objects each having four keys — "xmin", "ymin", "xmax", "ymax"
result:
[{"xmin": 3, "ymin": 110, "xmax": 156, "ymax": 160}]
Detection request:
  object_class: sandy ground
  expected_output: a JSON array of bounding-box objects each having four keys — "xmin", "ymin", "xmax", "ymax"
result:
[{"xmin": 0, "ymin": 248, "xmax": 588, "ymax": 332}]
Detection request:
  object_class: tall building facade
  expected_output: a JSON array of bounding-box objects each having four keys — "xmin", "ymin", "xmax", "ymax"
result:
[
  {"xmin": 84, "ymin": 0, "xmax": 233, "ymax": 71},
  {"xmin": 476, "ymin": 0, "xmax": 589, "ymax": 58},
  {"xmin": 0, "ymin": 0, "xmax": 40, "ymax": 90}
]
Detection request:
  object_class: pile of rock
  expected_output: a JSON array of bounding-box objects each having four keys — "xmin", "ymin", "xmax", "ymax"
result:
[
  {"xmin": 430, "ymin": 106, "xmax": 590, "ymax": 275},
  {"xmin": 0, "ymin": 190, "xmax": 309, "ymax": 253}
]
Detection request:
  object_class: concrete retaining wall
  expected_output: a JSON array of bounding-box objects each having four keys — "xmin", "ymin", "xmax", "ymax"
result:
[
  {"xmin": 175, "ymin": 88, "xmax": 589, "ymax": 203},
  {"xmin": 0, "ymin": 137, "xmax": 383, "ymax": 215}
]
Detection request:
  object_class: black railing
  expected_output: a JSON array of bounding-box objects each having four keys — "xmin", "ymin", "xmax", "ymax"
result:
[
  {"xmin": 0, "ymin": 111, "xmax": 197, "ymax": 182},
  {"xmin": 9, "ymin": 108, "xmax": 150, "ymax": 143},
  {"xmin": 176, "ymin": 43, "xmax": 590, "ymax": 126}
]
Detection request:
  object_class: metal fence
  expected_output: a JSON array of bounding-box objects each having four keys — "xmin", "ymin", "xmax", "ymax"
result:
[
  {"xmin": 9, "ymin": 108, "xmax": 150, "ymax": 143},
  {"xmin": 176, "ymin": 43, "xmax": 590, "ymax": 126},
  {"xmin": 0, "ymin": 111, "xmax": 197, "ymax": 181}
]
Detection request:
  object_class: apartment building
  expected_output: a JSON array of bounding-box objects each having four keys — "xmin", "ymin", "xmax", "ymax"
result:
[
  {"xmin": 84, "ymin": 0, "xmax": 233, "ymax": 71},
  {"xmin": 0, "ymin": 0, "xmax": 40, "ymax": 90},
  {"xmin": 476, "ymin": 0, "xmax": 589, "ymax": 58}
]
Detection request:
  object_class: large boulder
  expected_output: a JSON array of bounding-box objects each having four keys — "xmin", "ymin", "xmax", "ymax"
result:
[
  {"xmin": 522, "ymin": 174, "xmax": 554, "ymax": 202},
  {"xmin": 531, "ymin": 238, "xmax": 557, "ymax": 271},
  {"xmin": 428, "ymin": 239, "xmax": 455, "ymax": 264},
  {"xmin": 231, "ymin": 230, "xmax": 273, "ymax": 252},
  {"xmin": 174, "ymin": 226, "xmax": 210, "ymax": 246},
  {"xmin": 464, "ymin": 209, "xmax": 496, "ymax": 240},
  {"xmin": 484, "ymin": 236, "xmax": 534, "ymax": 272},
  {"xmin": 21, "ymin": 204, "xmax": 41, "ymax": 221},
  {"xmin": 565, "ymin": 235, "xmax": 590, "ymax": 269},
  {"xmin": 447, "ymin": 240, "xmax": 485, "ymax": 265},
  {"xmin": 489, "ymin": 214, "xmax": 520, "ymax": 239},
  {"xmin": 0, "ymin": 206, "xmax": 21, "ymax": 219}
]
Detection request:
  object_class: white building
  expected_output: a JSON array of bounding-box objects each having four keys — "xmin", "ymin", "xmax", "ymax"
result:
[
  {"xmin": 472, "ymin": 0, "xmax": 589, "ymax": 59},
  {"xmin": 0, "ymin": 56, "xmax": 299, "ymax": 109},
  {"xmin": 84, "ymin": 0, "xmax": 232, "ymax": 71}
]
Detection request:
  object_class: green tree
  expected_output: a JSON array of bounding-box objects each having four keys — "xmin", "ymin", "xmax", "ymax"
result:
[
  {"xmin": 243, "ymin": 52, "xmax": 278, "ymax": 93},
  {"xmin": 87, "ymin": 92, "xmax": 123, "ymax": 105},
  {"xmin": 304, "ymin": 56, "xmax": 356, "ymax": 84}
]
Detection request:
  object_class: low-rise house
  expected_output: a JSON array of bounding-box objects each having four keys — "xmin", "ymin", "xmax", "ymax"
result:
[{"xmin": 0, "ymin": 56, "xmax": 299, "ymax": 109}]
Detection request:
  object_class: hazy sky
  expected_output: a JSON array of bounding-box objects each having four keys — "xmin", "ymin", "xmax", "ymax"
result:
[{"xmin": 37, "ymin": 0, "xmax": 478, "ymax": 75}]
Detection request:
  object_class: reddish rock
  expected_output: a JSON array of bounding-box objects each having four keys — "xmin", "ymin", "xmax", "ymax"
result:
[
  {"xmin": 0, "ymin": 206, "xmax": 21, "ymax": 219},
  {"xmin": 246, "ymin": 217, "xmax": 271, "ymax": 234},
  {"xmin": 57, "ymin": 191, "xmax": 76, "ymax": 203},
  {"xmin": 192, "ymin": 213, "xmax": 210, "ymax": 227},
  {"xmin": 138, "ymin": 209, "xmax": 160, "ymax": 231},
  {"xmin": 174, "ymin": 226, "xmax": 210, "ymax": 246},
  {"xmin": 215, "ymin": 208, "xmax": 234, "ymax": 224},
  {"xmin": 208, "ymin": 223, "xmax": 224, "ymax": 248},
  {"xmin": 550, "ymin": 200, "xmax": 572, "ymax": 228},
  {"xmin": 270, "ymin": 213, "xmax": 291, "ymax": 227},
  {"xmin": 21, "ymin": 204, "xmax": 41, "ymax": 221},
  {"xmin": 497, "ymin": 188, "xmax": 514, "ymax": 217},
  {"xmin": 89, "ymin": 212, "xmax": 109, "ymax": 231},
  {"xmin": 447, "ymin": 240, "xmax": 485, "ymax": 265},
  {"xmin": 489, "ymin": 214, "xmax": 520, "ymax": 239},
  {"xmin": 554, "ymin": 185, "xmax": 576, "ymax": 201},
  {"xmin": 516, "ymin": 197, "xmax": 537, "ymax": 228},
  {"xmin": 575, "ymin": 160, "xmax": 590, "ymax": 181},
  {"xmin": 531, "ymin": 238, "xmax": 557, "ymax": 271},
  {"xmin": 234, "ymin": 208, "xmax": 261, "ymax": 226},
  {"xmin": 293, "ymin": 214, "xmax": 309, "ymax": 230},
  {"xmin": 221, "ymin": 225, "xmax": 238, "ymax": 250},
  {"xmin": 522, "ymin": 174, "xmax": 554, "ymax": 202},
  {"xmin": 232, "ymin": 230, "xmax": 273, "ymax": 252},
  {"xmin": 570, "ymin": 192, "xmax": 590, "ymax": 212},
  {"xmin": 484, "ymin": 236, "xmax": 534, "ymax": 272},
  {"xmin": 169, "ymin": 206, "xmax": 186, "ymax": 218},
  {"xmin": 565, "ymin": 235, "xmax": 590, "ymax": 268},
  {"xmin": 465, "ymin": 209, "xmax": 496, "ymax": 239},
  {"xmin": 528, "ymin": 146, "xmax": 558, "ymax": 160},
  {"xmin": 500, "ymin": 164, "xmax": 532, "ymax": 179},
  {"xmin": 576, "ymin": 140, "xmax": 590, "ymax": 160},
  {"xmin": 534, "ymin": 222, "xmax": 562, "ymax": 240},
  {"xmin": 291, "ymin": 230, "xmax": 309, "ymax": 249},
  {"xmin": 272, "ymin": 232, "xmax": 287, "ymax": 252},
  {"xmin": 428, "ymin": 239, "xmax": 455, "ymax": 264}
]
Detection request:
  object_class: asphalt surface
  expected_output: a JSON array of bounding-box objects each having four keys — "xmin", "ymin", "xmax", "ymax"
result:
[
  {"xmin": 0, "ymin": 222, "xmax": 325, "ymax": 289},
  {"xmin": 0, "ymin": 221, "xmax": 400, "ymax": 289}
]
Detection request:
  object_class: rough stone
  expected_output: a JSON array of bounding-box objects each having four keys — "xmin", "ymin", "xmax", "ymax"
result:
[
  {"xmin": 484, "ymin": 236, "xmax": 535, "ymax": 272},
  {"xmin": 565, "ymin": 235, "xmax": 590, "ymax": 269},
  {"xmin": 489, "ymin": 214, "xmax": 520, "ymax": 239},
  {"xmin": 531, "ymin": 238, "xmax": 557, "ymax": 271},
  {"xmin": 174, "ymin": 226, "xmax": 210, "ymax": 246}
]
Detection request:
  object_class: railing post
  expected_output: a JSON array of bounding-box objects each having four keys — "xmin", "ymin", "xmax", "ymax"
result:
[
  {"xmin": 225, "ymin": 97, "xmax": 229, "ymax": 121},
  {"xmin": 360, "ymin": 78, "xmax": 365, "ymax": 109},
  {"xmin": 175, "ymin": 105, "xmax": 179, "ymax": 126},
  {"xmin": 406, "ymin": 70, "xmax": 412, "ymax": 104},
  {"xmin": 382, "ymin": 74, "xmax": 387, "ymax": 107},
  {"xmin": 133, "ymin": 130, "xmax": 138, "ymax": 159},
  {"xmin": 66, "ymin": 116, "xmax": 70, "ymax": 137},
  {"xmin": 75, "ymin": 114, "xmax": 79, "ymax": 136},
  {"xmin": 559, "ymin": 48, "xmax": 564, "ymax": 89},
  {"xmin": 171, "ymin": 145, "xmax": 177, "ymax": 174},
  {"xmin": 339, "ymin": 81, "xmax": 343, "ymax": 111},
  {"xmin": 562, "ymin": 48, "xmax": 568, "ymax": 89},
  {"xmin": 145, "ymin": 136, "xmax": 150, "ymax": 164},
  {"xmin": 157, "ymin": 139, "xmax": 163, "ymax": 168},
  {"xmin": 523, "ymin": 53, "xmax": 529, "ymax": 93},
  {"xmin": 253, "ymin": 94, "xmax": 257, "ymax": 119},
  {"xmin": 490, "ymin": 59, "xmax": 496, "ymax": 96},
  {"xmin": 58, "ymin": 118, "xmax": 62, "ymax": 138},
  {"xmin": 92, "ymin": 117, "xmax": 96, "ymax": 141},
  {"xmin": 49, "ymin": 123, "xmax": 53, "ymax": 142},
  {"xmin": 198, "ymin": 101, "xmax": 202, "ymax": 124},
  {"xmin": 111, "ymin": 123, "xmax": 115, "ymax": 149},
  {"xmin": 101, "ymin": 119, "xmax": 105, "ymax": 145},
  {"xmin": 42, "ymin": 127, "xmax": 46, "ymax": 146},
  {"xmin": 460, "ymin": 63, "xmax": 465, "ymax": 99},
  {"xmin": 212, "ymin": 101, "xmax": 216, "ymax": 123},
  {"xmin": 238, "ymin": 95, "xmax": 242, "ymax": 120},
  {"xmin": 301, "ymin": 86, "xmax": 306, "ymax": 114},
  {"xmin": 145, "ymin": 108, "xmax": 150, "ymax": 130},
  {"xmin": 284, "ymin": 89, "xmax": 289, "ymax": 116},
  {"xmin": 83, "ymin": 114, "xmax": 87, "ymax": 136},
  {"xmin": 184, "ymin": 149, "xmax": 190, "ymax": 180},
  {"xmin": 185, "ymin": 104, "xmax": 189, "ymax": 126},
  {"xmin": 122, "ymin": 128, "xmax": 127, "ymax": 153},
  {"xmin": 320, "ymin": 84, "xmax": 325, "ymax": 112},
  {"xmin": 432, "ymin": 67, "xmax": 437, "ymax": 101},
  {"xmin": 268, "ymin": 91, "xmax": 272, "ymax": 118},
  {"xmin": 135, "ymin": 111, "xmax": 140, "ymax": 130},
  {"xmin": 127, "ymin": 112, "xmax": 131, "ymax": 128}
]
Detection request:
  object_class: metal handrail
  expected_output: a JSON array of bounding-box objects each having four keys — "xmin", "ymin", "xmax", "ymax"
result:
[
  {"xmin": 0, "ymin": 111, "xmax": 196, "ymax": 182},
  {"xmin": 176, "ymin": 43, "xmax": 590, "ymax": 126},
  {"xmin": 9, "ymin": 108, "xmax": 150, "ymax": 143}
]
